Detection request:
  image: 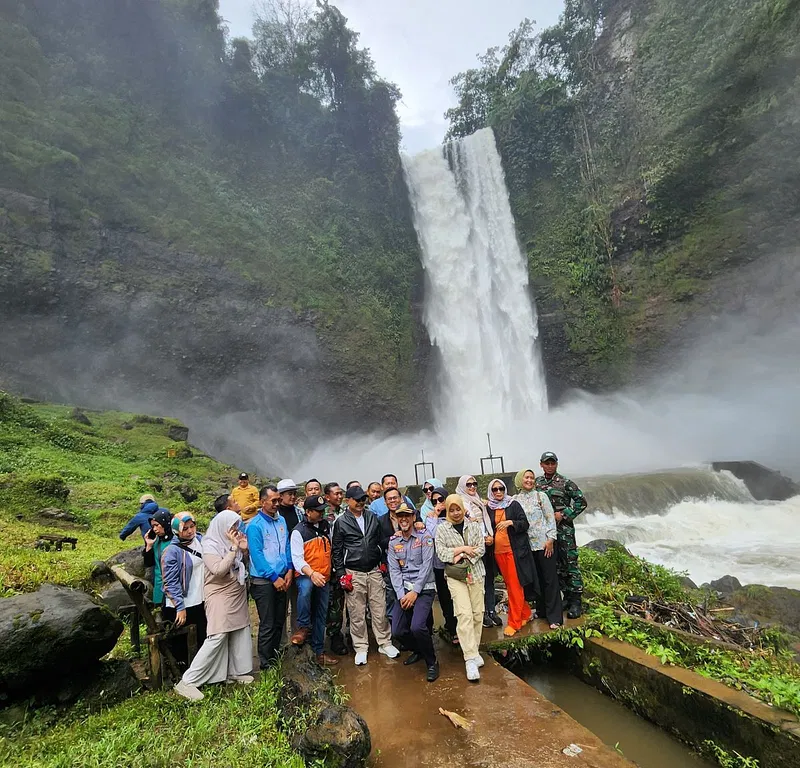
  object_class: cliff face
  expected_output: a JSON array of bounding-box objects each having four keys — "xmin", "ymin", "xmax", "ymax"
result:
[
  {"xmin": 0, "ymin": 0, "xmax": 432, "ymax": 460},
  {"xmin": 491, "ymin": 0, "xmax": 800, "ymax": 398}
]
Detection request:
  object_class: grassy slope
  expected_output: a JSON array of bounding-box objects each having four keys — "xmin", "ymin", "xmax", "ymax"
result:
[{"xmin": 0, "ymin": 391, "xmax": 243, "ymax": 595}]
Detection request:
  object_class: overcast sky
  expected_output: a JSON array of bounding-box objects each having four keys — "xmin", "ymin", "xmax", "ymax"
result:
[{"xmin": 218, "ymin": 0, "xmax": 564, "ymax": 153}]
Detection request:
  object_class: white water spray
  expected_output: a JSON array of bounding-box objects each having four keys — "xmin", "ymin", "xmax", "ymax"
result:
[{"xmin": 402, "ymin": 128, "xmax": 547, "ymax": 440}]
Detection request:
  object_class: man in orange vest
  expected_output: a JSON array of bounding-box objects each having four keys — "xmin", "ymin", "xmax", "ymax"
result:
[{"xmin": 289, "ymin": 495, "xmax": 339, "ymax": 665}]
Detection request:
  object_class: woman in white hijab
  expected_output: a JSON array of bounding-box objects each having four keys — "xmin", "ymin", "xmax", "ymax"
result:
[
  {"xmin": 456, "ymin": 476, "xmax": 502, "ymax": 628},
  {"xmin": 174, "ymin": 510, "xmax": 253, "ymax": 701}
]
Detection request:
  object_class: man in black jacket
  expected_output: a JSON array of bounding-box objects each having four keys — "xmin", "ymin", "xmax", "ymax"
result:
[{"xmin": 332, "ymin": 485, "xmax": 400, "ymax": 666}]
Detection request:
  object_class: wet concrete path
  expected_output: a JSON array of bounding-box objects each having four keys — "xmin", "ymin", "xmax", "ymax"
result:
[{"xmin": 334, "ymin": 621, "xmax": 633, "ymax": 768}]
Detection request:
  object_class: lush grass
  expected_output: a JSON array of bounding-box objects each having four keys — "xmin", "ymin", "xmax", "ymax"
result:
[
  {"xmin": 0, "ymin": 392, "xmax": 241, "ymax": 594},
  {"xmin": 0, "ymin": 669, "xmax": 307, "ymax": 768}
]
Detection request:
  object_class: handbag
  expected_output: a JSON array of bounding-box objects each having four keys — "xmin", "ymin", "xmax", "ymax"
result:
[{"xmin": 444, "ymin": 560, "xmax": 470, "ymax": 581}]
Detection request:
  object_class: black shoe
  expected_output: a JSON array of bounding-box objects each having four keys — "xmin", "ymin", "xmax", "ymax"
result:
[
  {"xmin": 566, "ymin": 597, "xmax": 583, "ymax": 619},
  {"xmin": 330, "ymin": 632, "xmax": 348, "ymax": 656},
  {"xmin": 426, "ymin": 662, "xmax": 440, "ymax": 682},
  {"xmin": 482, "ymin": 612, "xmax": 494, "ymax": 628},
  {"xmin": 403, "ymin": 652, "xmax": 422, "ymax": 666},
  {"xmin": 489, "ymin": 612, "xmax": 503, "ymax": 627}
]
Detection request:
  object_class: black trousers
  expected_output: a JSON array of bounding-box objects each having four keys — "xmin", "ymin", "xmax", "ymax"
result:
[
  {"xmin": 161, "ymin": 603, "xmax": 207, "ymax": 666},
  {"xmin": 483, "ymin": 547, "xmax": 497, "ymax": 614},
  {"xmin": 433, "ymin": 567, "xmax": 457, "ymax": 636},
  {"xmin": 392, "ymin": 591, "xmax": 437, "ymax": 666},
  {"xmin": 531, "ymin": 549, "xmax": 563, "ymax": 625},
  {"xmin": 250, "ymin": 581, "xmax": 288, "ymax": 669}
]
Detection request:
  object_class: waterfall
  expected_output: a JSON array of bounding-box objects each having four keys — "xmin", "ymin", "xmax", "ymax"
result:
[{"xmin": 402, "ymin": 128, "xmax": 547, "ymax": 445}]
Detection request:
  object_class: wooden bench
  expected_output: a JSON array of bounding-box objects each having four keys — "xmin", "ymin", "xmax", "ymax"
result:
[{"xmin": 34, "ymin": 534, "xmax": 78, "ymax": 551}]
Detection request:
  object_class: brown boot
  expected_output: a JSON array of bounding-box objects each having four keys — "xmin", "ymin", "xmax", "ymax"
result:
[
  {"xmin": 316, "ymin": 653, "xmax": 340, "ymax": 666},
  {"xmin": 291, "ymin": 627, "xmax": 310, "ymax": 646}
]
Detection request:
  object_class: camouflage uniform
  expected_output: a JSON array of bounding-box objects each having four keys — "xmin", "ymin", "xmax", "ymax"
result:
[{"xmin": 535, "ymin": 473, "xmax": 587, "ymax": 600}]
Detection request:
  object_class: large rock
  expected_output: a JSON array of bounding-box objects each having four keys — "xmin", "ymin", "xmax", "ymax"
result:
[
  {"xmin": 711, "ymin": 461, "xmax": 800, "ymax": 501},
  {"xmin": 168, "ymin": 425, "xmax": 189, "ymax": 442},
  {"xmin": 708, "ymin": 575, "xmax": 743, "ymax": 595},
  {"xmin": 0, "ymin": 584, "xmax": 123, "ymax": 703},
  {"xmin": 100, "ymin": 582, "xmax": 135, "ymax": 614},
  {"xmin": 729, "ymin": 584, "xmax": 800, "ymax": 637},
  {"xmin": 106, "ymin": 547, "xmax": 147, "ymax": 579},
  {"xmin": 582, "ymin": 539, "xmax": 629, "ymax": 555},
  {"xmin": 280, "ymin": 644, "xmax": 370, "ymax": 768}
]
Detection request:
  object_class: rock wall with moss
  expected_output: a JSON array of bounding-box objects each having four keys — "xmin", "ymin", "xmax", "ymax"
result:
[
  {"xmin": 0, "ymin": 0, "xmax": 430, "ymax": 451},
  {"xmin": 447, "ymin": 0, "xmax": 800, "ymax": 396}
]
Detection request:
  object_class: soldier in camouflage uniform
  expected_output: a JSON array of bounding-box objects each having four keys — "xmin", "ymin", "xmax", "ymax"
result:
[{"xmin": 535, "ymin": 452, "xmax": 587, "ymax": 619}]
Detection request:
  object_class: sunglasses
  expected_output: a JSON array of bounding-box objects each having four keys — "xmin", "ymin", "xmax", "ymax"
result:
[
  {"xmin": 423, "ymin": 486, "xmax": 433, "ymax": 493},
  {"xmin": 465, "ymin": 482, "xmax": 478, "ymax": 489},
  {"xmin": 431, "ymin": 497, "xmax": 444, "ymax": 504},
  {"xmin": 491, "ymin": 486, "xmax": 504, "ymax": 493}
]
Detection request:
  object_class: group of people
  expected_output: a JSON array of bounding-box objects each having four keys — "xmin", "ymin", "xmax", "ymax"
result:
[{"xmin": 119, "ymin": 453, "xmax": 587, "ymax": 699}]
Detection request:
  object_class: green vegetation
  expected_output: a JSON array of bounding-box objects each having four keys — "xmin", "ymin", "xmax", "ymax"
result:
[
  {"xmin": 0, "ymin": 391, "xmax": 239, "ymax": 595},
  {"xmin": 0, "ymin": 0, "xmax": 423, "ymax": 418},
  {"xmin": 581, "ymin": 548, "xmax": 800, "ymax": 717},
  {"xmin": 0, "ymin": 669, "xmax": 307, "ymax": 768},
  {"xmin": 445, "ymin": 0, "xmax": 800, "ymax": 388}
]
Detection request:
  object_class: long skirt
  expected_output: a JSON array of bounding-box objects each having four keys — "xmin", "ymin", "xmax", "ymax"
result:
[{"xmin": 182, "ymin": 625, "xmax": 252, "ymax": 687}]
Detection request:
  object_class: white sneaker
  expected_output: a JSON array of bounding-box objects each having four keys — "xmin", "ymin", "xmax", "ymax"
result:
[
  {"xmin": 226, "ymin": 674, "xmax": 255, "ymax": 684},
  {"xmin": 379, "ymin": 643, "xmax": 400, "ymax": 659},
  {"xmin": 355, "ymin": 651, "xmax": 368, "ymax": 665},
  {"xmin": 465, "ymin": 659, "xmax": 480, "ymax": 682},
  {"xmin": 174, "ymin": 679, "xmax": 204, "ymax": 701},
  {"xmin": 474, "ymin": 654, "xmax": 485, "ymax": 668}
]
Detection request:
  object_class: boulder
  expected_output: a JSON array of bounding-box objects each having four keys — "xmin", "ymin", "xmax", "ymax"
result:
[
  {"xmin": 728, "ymin": 584, "xmax": 800, "ymax": 637},
  {"xmin": 582, "ymin": 539, "xmax": 629, "ymax": 555},
  {"xmin": 38, "ymin": 507, "xmax": 76, "ymax": 522},
  {"xmin": 106, "ymin": 547, "xmax": 147, "ymax": 579},
  {"xmin": 121, "ymin": 422, "xmax": 134, "ymax": 430},
  {"xmin": 100, "ymin": 582, "xmax": 135, "ymax": 614},
  {"xmin": 46, "ymin": 659, "xmax": 140, "ymax": 710},
  {"xmin": 70, "ymin": 408, "xmax": 91, "ymax": 426},
  {"xmin": 711, "ymin": 461, "xmax": 800, "ymax": 501},
  {"xmin": 708, "ymin": 575, "xmax": 743, "ymax": 595},
  {"xmin": 0, "ymin": 584, "xmax": 123, "ymax": 703},
  {"xmin": 178, "ymin": 483, "xmax": 198, "ymax": 503},
  {"xmin": 280, "ymin": 644, "xmax": 370, "ymax": 768},
  {"xmin": 168, "ymin": 425, "xmax": 189, "ymax": 442}
]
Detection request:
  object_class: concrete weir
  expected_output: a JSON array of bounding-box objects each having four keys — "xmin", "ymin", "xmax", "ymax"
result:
[{"xmin": 334, "ymin": 628, "xmax": 632, "ymax": 768}]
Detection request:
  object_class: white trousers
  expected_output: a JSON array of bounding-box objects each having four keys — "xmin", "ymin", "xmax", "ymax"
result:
[
  {"xmin": 182, "ymin": 625, "xmax": 252, "ymax": 687},
  {"xmin": 446, "ymin": 576, "xmax": 485, "ymax": 661}
]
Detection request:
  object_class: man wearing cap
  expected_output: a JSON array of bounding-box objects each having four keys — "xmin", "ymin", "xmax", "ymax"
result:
[
  {"xmin": 289, "ymin": 495, "xmax": 339, "ymax": 666},
  {"xmin": 369, "ymin": 474, "xmax": 416, "ymax": 517},
  {"xmin": 536, "ymin": 452, "xmax": 588, "ymax": 619},
  {"xmin": 246, "ymin": 484, "xmax": 293, "ymax": 669},
  {"xmin": 276, "ymin": 479, "xmax": 305, "ymax": 534},
  {"xmin": 231, "ymin": 473, "xmax": 260, "ymax": 523},
  {"xmin": 119, "ymin": 494, "xmax": 161, "ymax": 541},
  {"xmin": 332, "ymin": 485, "xmax": 400, "ymax": 665},
  {"xmin": 387, "ymin": 506, "xmax": 439, "ymax": 682}
]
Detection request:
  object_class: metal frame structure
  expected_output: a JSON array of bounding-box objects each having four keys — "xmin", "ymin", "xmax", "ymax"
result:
[
  {"xmin": 479, "ymin": 432, "xmax": 505, "ymax": 476},
  {"xmin": 414, "ymin": 449, "xmax": 435, "ymax": 485}
]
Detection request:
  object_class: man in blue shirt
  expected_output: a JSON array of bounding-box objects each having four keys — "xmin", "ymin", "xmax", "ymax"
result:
[
  {"xmin": 119, "ymin": 494, "xmax": 162, "ymax": 541},
  {"xmin": 369, "ymin": 474, "xmax": 416, "ymax": 516},
  {"xmin": 246, "ymin": 484, "xmax": 293, "ymax": 669}
]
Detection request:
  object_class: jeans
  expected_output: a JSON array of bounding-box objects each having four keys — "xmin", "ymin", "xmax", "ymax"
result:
[
  {"xmin": 433, "ymin": 567, "xmax": 457, "ymax": 636},
  {"xmin": 250, "ymin": 580, "xmax": 287, "ymax": 669},
  {"xmin": 296, "ymin": 575, "xmax": 331, "ymax": 656}
]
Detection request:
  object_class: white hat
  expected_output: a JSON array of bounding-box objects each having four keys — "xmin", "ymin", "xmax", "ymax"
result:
[
  {"xmin": 139, "ymin": 494, "xmax": 155, "ymax": 505},
  {"xmin": 277, "ymin": 478, "xmax": 298, "ymax": 493}
]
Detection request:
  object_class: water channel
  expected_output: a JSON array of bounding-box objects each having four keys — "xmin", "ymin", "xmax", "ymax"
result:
[{"xmin": 521, "ymin": 666, "xmax": 716, "ymax": 768}]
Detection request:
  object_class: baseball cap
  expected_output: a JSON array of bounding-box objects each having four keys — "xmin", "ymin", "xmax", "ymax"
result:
[
  {"xmin": 395, "ymin": 504, "xmax": 415, "ymax": 516},
  {"xmin": 345, "ymin": 485, "xmax": 368, "ymax": 501},
  {"xmin": 139, "ymin": 493, "xmax": 155, "ymax": 504},
  {"xmin": 277, "ymin": 478, "xmax": 298, "ymax": 493},
  {"xmin": 238, "ymin": 472, "xmax": 249, "ymax": 480},
  {"xmin": 540, "ymin": 452, "xmax": 558, "ymax": 462},
  {"xmin": 303, "ymin": 495, "xmax": 326, "ymax": 512}
]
